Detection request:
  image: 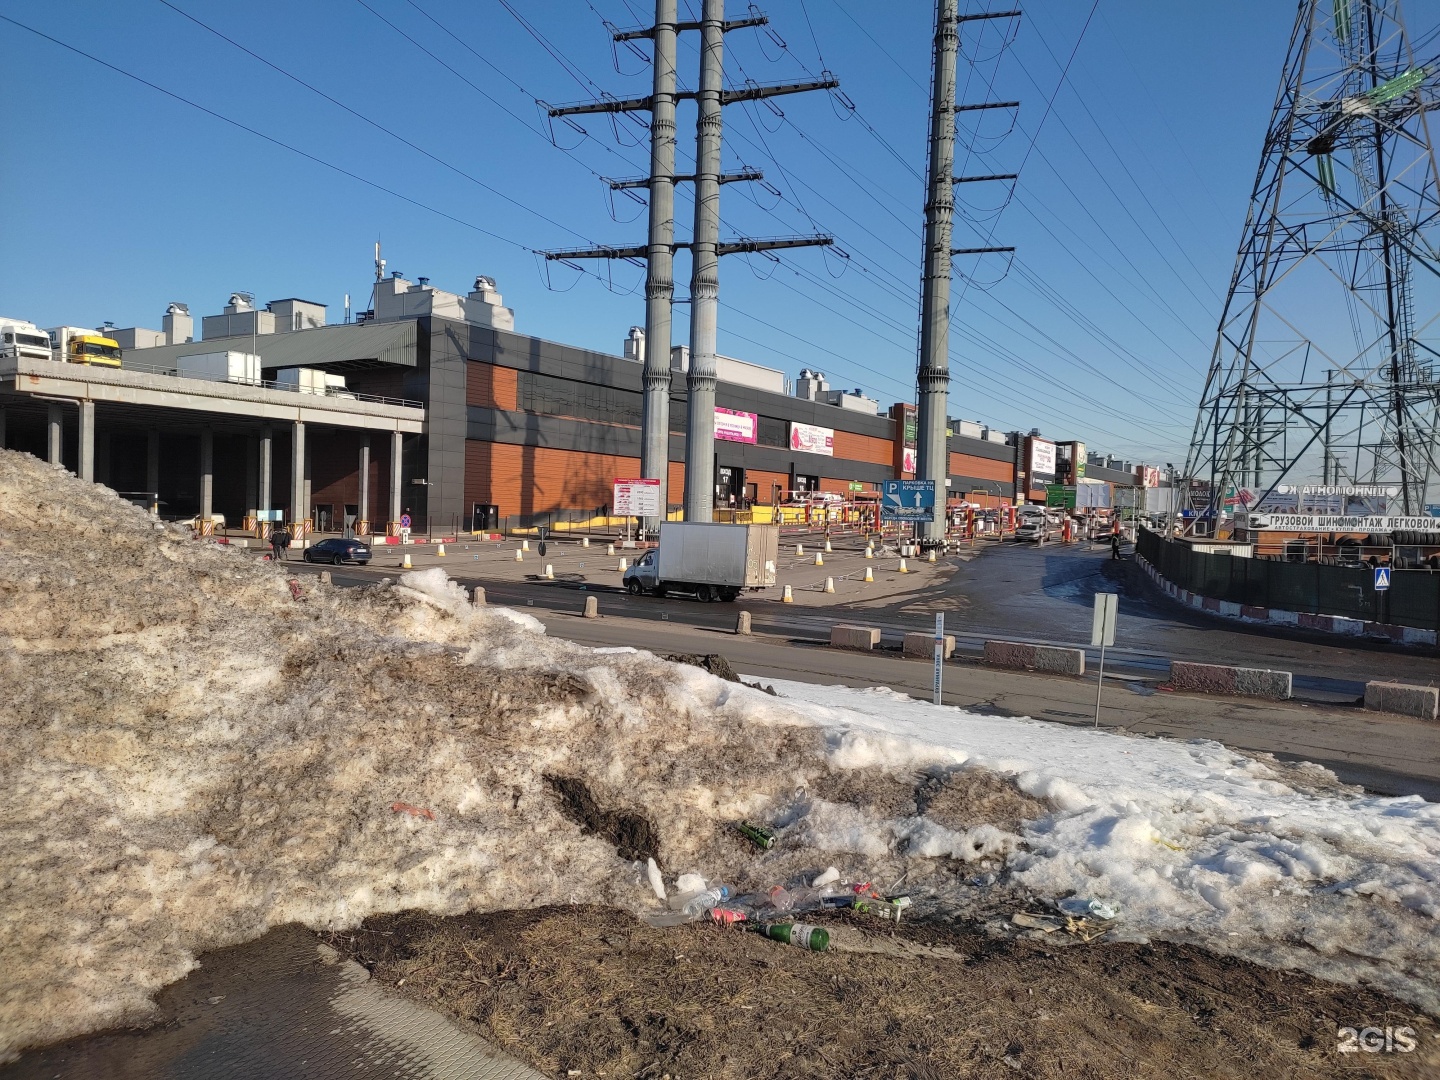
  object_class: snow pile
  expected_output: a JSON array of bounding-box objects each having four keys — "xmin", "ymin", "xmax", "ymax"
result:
[
  {"xmin": 763, "ymin": 681, "xmax": 1440, "ymax": 1012},
  {"xmin": 1, "ymin": 448, "xmax": 1437, "ymax": 1060}
]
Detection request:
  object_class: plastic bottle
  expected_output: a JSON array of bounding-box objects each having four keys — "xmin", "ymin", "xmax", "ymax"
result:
[
  {"xmin": 763, "ymin": 922, "xmax": 830, "ymax": 952},
  {"xmin": 679, "ymin": 886, "xmax": 731, "ymax": 918},
  {"xmin": 767, "ymin": 885, "xmax": 795, "ymax": 911}
]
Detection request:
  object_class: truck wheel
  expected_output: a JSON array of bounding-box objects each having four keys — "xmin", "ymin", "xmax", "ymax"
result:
[
  {"xmin": 719, "ymin": 587, "xmax": 739, "ymax": 602},
  {"xmin": 626, "ymin": 579, "xmax": 643, "ymax": 596},
  {"xmin": 695, "ymin": 583, "xmax": 715, "ymax": 602}
]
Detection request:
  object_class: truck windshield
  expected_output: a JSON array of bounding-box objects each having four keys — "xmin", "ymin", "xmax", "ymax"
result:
[
  {"xmin": 16, "ymin": 333, "xmax": 49, "ymax": 348},
  {"xmin": 82, "ymin": 343, "xmax": 122, "ymax": 360}
]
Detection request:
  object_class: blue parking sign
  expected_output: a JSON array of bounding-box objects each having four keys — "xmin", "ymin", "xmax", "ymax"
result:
[
  {"xmin": 882, "ymin": 479, "xmax": 935, "ymax": 522},
  {"xmin": 1374, "ymin": 566, "xmax": 1391, "ymax": 591}
]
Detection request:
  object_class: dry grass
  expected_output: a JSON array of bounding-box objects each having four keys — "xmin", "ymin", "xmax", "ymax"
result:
[{"xmin": 331, "ymin": 906, "xmax": 1440, "ymax": 1080}]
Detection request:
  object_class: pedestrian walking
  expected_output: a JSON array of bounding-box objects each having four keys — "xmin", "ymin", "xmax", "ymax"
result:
[
  {"xmin": 269, "ymin": 527, "xmax": 285, "ymax": 561},
  {"xmin": 274, "ymin": 526, "xmax": 292, "ymax": 561},
  {"xmin": 1111, "ymin": 531, "xmax": 1122, "ymax": 560}
]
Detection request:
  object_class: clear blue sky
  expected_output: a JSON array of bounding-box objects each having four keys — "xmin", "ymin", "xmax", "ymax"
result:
[{"xmin": 5, "ymin": 0, "xmax": 1431, "ymax": 464}]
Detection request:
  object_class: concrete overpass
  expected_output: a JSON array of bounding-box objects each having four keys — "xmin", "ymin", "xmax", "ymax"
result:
[{"xmin": 0, "ymin": 356, "xmax": 425, "ymax": 528}]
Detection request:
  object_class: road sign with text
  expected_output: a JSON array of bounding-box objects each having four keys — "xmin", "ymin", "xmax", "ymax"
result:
[{"xmin": 882, "ymin": 479, "xmax": 935, "ymax": 522}]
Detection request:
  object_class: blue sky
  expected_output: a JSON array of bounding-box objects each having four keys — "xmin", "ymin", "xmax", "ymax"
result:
[{"xmin": 5, "ymin": 0, "xmax": 1429, "ymax": 464}]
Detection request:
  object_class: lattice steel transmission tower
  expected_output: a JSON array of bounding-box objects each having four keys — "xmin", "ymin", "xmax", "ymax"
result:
[{"xmin": 1183, "ymin": 0, "xmax": 1440, "ymax": 525}]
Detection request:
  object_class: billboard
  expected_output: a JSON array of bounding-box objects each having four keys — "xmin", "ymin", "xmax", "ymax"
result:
[
  {"xmin": 1140, "ymin": 465, "xmax": 1160, "ymax": 488},
  {"xmin": 1029, "ymin": 438, "xmax": 1056, "ymax": 481},
  {"xmin": 714, "ymin": 407, "xmax": 757, "ymax": 444},
  {"xmin": 1045, "ymin": 485, "xmax": 1076, "ymax": 509},
  {"xmin": 613, "ymin": 478, "xmax": 660, "ymax": 517},
  {"xmin": 901, "ymin": 446, "xmax": 917, "ymax": 474},
  {"xmin": 790, "ymin": 422, "xmax": 835, "ymax": 456}
]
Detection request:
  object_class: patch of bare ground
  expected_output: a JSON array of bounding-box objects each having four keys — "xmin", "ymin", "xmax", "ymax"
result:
[{"xmin": 329, "ymin": 906, "xmax": 1440, "ymax": 1080}]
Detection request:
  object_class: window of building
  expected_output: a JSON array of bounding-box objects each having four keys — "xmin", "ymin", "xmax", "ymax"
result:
[
  {"xmin": 757, "ymin": 415, "xmax": 787, "ymax": 448},
  {"xmin": 517, "ymin": 371, "xmax": 643, "ymax": 427}
]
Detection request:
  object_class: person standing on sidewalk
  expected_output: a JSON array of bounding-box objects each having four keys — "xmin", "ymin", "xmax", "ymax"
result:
[{"xmin": 273, "ymin": 526, "xmax": 292, "ymax": 561}]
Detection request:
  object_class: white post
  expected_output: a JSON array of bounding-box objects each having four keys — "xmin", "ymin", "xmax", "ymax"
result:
[{"xmin": 933, "ymin": 611, "xmax": 945, "ymax": 705}]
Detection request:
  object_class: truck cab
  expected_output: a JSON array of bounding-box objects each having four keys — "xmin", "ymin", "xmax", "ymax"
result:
[
  {"xmin": 48, "ymin": 326, "xmax": 122, "ymax": 368},
  {"xmin": 0, "ymin": 318, "xmax": 54, "ymax": 362},
  {"xmin": 625, "ymin": 551, "xmax": 663, "ymax": 595}
]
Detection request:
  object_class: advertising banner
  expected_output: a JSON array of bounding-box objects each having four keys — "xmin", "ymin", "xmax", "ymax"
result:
[
  {"xmin": 1243, "ymin": 513, "xmax": 1438, "ymax": 533},
  {"xmin": 714, "ymin": 407, "xmax": 758, "ymax": 444},
  {"xmin": 613, "ymin": 478, "xmax": 661, "ymax": 517},
  {"xmin": 901, "ymin": 446, "xmax": 917, "ymax": 474},
  {"xmin": 1029, "ymin": 438, "xmax": 1056, "ymax": 480},
  {"xmin": 1140, "ymin": 465, "xmax": 1160, "ymax": 488},
  {"xmin": 790, "ymin": 422, "xmax": 835, "ymax": 456}
]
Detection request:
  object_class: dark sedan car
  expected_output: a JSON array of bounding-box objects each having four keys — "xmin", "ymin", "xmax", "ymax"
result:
[{"xmin": 302, "ymin": 538, "xmax": 372, "ymax": 565}]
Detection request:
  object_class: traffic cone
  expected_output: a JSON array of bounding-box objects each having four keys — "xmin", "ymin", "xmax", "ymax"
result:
[
  {"xmin": 544, "ymin": 564, "xmax": 554, "ymax": 580},
  {"xmin": 814, "ymin": 552, "xmax": 824, "ymax": 566},
  {"xmin": 522, "ymin": 539, "xmax": 530, "ymax": 551},
  {"xmin": 402, "ymin": 552, "xmax": 413, "ymax": 569},
  {"xmin": 514, "ymin": 548, "xmax": 523, "ymax": 562},
  {"xmin": 899, "ymin": 558, "xmax": 909, "ymax": 573},
  {"xmin": 436, "ymin": 542, "xmax": 446, "ymax": 557},
  {"xmin": 863, "ymin": 565, "xmax": 874, "ymax": 582},
  {"xmin": 824, "ymin": 576, "xmax": 835, "ymax": 594},
  {"xmin": 782, "ymin": 584, "xmax": 793, "ymax": 603},
  {"xmin": 619, "ymin": 558, "xmax": 628, "ymax": 571}
]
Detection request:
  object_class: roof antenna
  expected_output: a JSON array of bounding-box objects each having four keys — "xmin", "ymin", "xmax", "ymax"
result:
[{"xmin": 374, "ymin": 240, "xmax": 385, "ymax": 282}]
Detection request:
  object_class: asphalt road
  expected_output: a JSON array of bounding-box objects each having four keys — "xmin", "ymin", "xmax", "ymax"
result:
[{"xmin": 289, "ymin": 537, "xmax": 1438, "ymax": 702}]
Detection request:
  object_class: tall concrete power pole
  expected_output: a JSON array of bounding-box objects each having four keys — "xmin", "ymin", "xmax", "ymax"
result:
[
  {"xmin": 547, "ymin": 4, "xmax": 835, "ymax": 526},
  {"xmin": 683, "ymin": 0, "xmax": 725, "ymax": 525},
  {"xmin": 915, "ymin": 0, "xmax": 958, "ymax": 548},
  {"xmin": 916, "ymin": 3, "xmax": 1019, "ymax": 546}
]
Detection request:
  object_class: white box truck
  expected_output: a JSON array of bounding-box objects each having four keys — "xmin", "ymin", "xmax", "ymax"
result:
[
  {"xmin": 276, "ymin": 367, "xmax": 349, "ymax": 396},
  {"xmin": 623, "ymin": 522, "xmax": 779, "ymax": 602},
  {"xmin": 176, "ymin": 351, "xmax": 261, "ymax": 385}
]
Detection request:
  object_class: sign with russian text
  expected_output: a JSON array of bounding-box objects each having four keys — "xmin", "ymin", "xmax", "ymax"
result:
[
  {"xmin": 714, "ymin": 407, "xmax": 758, "ymax": 444},
  {"xmin": 1029, "ymin": 438, "xmax": 1056, "ymax": 480},
  {"xmin": 613, "ymin": 478, "xmax": 661, "ymax": 517},
  {"xmin": 1243, "ymin": 513, "xmax": 1438, "ymax": 533},
  {"xmin": 790, "ymin": 422, "xmax": 835, "ymax": 456},
  {"xmin": 882, "ymin": 479, "xmax": 935, "ymax": 522}
]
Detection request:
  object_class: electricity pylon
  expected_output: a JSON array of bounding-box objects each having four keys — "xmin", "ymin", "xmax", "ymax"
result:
[{"xmin": 1183, "ymin": 0, "xmax": 1440, "ymax": 526}]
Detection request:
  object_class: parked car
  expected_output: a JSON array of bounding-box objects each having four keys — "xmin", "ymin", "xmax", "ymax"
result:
[{"xmin": 303, "ymin": 538, "xmax": 371, "ymax": 565}]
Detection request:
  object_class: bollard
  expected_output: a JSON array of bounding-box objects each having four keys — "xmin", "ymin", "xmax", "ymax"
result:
[
  {"xmin": 471, "ymin": 586, "xmax": 486, "ymax": 606},
  {"xmin": 824, "ymin": 539, "xmax": 832, "ymax": 553},
  {"xmin": 735, "ymin": 610, "xmax": 752, "ymax": 635},
  {"xmin": 898, "ymin": 558, "xmax": 909, "ymax": 573},
  {"xmin": 864, "ymin": 565, "xmax": 874, "ymax": 582},
  {"xmin": 927, "ymin": 549, "xmax": 936, "ymax": 563},
  {"xmin": 319, "ymin": 570, "xmax": 332, "ymax": 585},
  {"xmin": 865, "ymin": 547, "xmax": 873, "ymax": 559},
  {"xmin": 583, "ymin": 595, "xmax": 599, "ymax": 619},
  {"xmin": 544, "ymin": 563, "xmax": 554, "ymax": 579},
  {"xmin": 514, "ymin": 548, "xmax": 523, "ymax": 562},
  {"xmin": 522, "ymin": 539, "xmax": 529, "ymax": 551},
  {"xmin": 581, "ymin": 536, "xmax": 590, "ymax": 548},
  {"xmin": 814, "ymin": 552, "xmax": 824, "ymax": 566},
  {"xmin": 618, "ymin": 557, "xmax": 628, "ymax": 571},
  {"xmin": 795, "ymin": 543, "xmax": 804, "ymax": 556},
  {"xmin": 606, "ymin": 543, "xmax": 615, "ymax": 556},
  {"xmin": 402, "ymin": 552, "xmax": 413, "ymax": 569},
  {"xmin": 782, "ymin": 584, "xmax": 794, "ymax": 603},
  {"xmin": 436, "ymin": 542, "xmax": 446, "ymax": 557},
  {"xmin": 824, "ymin": 576, "xmax": 835, "ymax": 594}
]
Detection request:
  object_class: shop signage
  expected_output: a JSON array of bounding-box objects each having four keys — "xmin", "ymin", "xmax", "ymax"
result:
[
  {"xmin": 791, "ymin": 422, "xmax": 835, "ymax": 456},
  {"xmin": 714, "ymin": 407, "xmax": 757, "ymax": 444}
]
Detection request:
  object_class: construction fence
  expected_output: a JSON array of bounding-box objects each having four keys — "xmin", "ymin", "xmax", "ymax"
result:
[{"xmin": 1136, "ymin": 528, "xmax": 1440, "ymax": 633}]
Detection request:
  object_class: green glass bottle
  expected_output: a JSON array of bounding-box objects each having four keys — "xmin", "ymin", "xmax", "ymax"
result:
[{"xmin": 763, "ymin": 922, "xmax": 830, "ymax": 951}]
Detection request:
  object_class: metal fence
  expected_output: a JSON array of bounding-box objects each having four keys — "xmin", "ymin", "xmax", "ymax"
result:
[{"xmin": 1136, "ymin": 528, "xmax": 1440, "ymax": 632}]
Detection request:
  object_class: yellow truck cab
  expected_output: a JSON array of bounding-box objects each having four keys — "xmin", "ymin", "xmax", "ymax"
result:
[{"xmin": 48, "ymin": 326, "xmax": 122, "ymax": 368}]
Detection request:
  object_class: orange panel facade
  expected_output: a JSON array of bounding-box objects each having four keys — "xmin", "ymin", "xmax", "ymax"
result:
[
  {"xmin": 949, "ymin": 451, "xmax": 1014, "ymax": 484},
  {"xmin": 832, "ymin": 428, "xmax": 894, "ymax": 466},
  {"xmin": 467, "ymin": 441, "xmax": 688, "ymax": 519},
  {"xmin": 466, "ymin": 361, "xmax": 518, "ymax": 410}
]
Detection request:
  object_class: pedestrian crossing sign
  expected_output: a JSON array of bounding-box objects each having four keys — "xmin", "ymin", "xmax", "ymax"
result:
[{"xmin": 1374, "ymin": 566, "xmax": 1391, "ymax": 591}]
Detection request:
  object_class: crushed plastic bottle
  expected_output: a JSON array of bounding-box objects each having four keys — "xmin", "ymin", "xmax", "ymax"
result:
[{"xmin": 679, "ymin": 886, "xmax": 732, "ymax": 918}]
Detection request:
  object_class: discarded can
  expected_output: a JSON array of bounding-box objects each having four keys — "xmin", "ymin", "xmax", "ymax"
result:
[
  {"xmin": 734, "ymin": 821, "xmax": 776, "ymax": 850},
  {"xmin": 763, "ymin": 922, "xmax": 830, "ymax": 952},
  {"xmin": 709, "ymin": 907, "xmax": 747, "ymax": 925},
  {"xmin": 854, "ymin": 896, "xmax": 910, "ymax": 923}
]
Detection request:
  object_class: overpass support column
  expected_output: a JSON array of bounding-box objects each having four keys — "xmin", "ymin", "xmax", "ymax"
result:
[
  {"xmin": 290, "ymin": 421, "xmax": 306, "ymax": 526},
  {"xmin": 358, "ymin": 435, "xmax": 371, "ymax": 525},
  {"xmin": 199, "ymin": 428, "xmax": 214, "ymax": 525},
  {"xmin": 390, "ymin": 431, "xmax": 403, "ymax": 526},
  {"xmin": 146, "ymin": 429, "xmax": 160, "ymax": 513},
  {"xmin": 47, "ymin": 403, "xmax": 63, "ymax": 466},
  {"xmin": 77, "ymin": 401, "xmax": 95, "ymax": 482},
  {"xmin": 0, "ymin": 406, "xmax": 8, "ymax": 450},
  {"xmin": 258, "ymin": 425, "xmax": 272, "ymax": 512}
]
